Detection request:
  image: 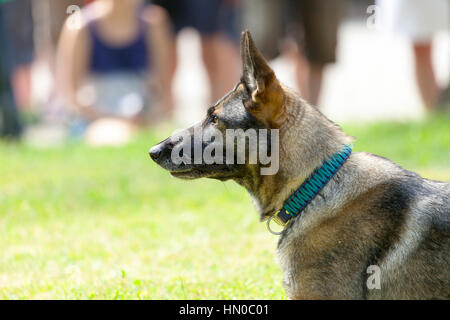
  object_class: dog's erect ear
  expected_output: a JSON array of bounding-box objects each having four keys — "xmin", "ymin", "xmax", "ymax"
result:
[
  {"xmin": 240, "ymin": 30, "xmax": 283, "ymax": 127},
  {"xmin": 241, "ymin": 30, "xmax": 276, "ymax": 99}
]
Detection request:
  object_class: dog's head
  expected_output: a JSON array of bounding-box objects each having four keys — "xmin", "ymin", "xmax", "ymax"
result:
[{"xmin": 149, "ymin": 30, "xmax": 284, "ymax": 181}]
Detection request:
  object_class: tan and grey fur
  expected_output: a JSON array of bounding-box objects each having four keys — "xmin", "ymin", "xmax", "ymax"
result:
[{"xmin": 150, "ymin": 31, "xmax": 449, "ymax": 299}]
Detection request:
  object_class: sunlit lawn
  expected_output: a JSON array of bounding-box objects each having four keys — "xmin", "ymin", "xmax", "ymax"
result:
[{"xmin": 0, "ymin": 114, "xmax": 449, "ymax": 299}]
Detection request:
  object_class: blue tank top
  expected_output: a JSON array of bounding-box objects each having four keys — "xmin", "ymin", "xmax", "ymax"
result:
[{"xmin": 88, "ymin": 19, "xmax": 149, "ymax": 73}]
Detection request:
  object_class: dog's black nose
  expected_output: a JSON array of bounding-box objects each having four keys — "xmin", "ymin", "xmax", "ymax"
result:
[{"xmin": 149, "ymin": 145, "xmax": 162, "ymax": 161}]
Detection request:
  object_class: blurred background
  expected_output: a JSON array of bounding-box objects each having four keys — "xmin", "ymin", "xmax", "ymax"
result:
[
  {"xmin": 0, "ymin": 0, "xmax": 449, "ymax": 145},
  {"xmin": 0, "ymin": 0, "xmax": 449, "ymax": 299}
]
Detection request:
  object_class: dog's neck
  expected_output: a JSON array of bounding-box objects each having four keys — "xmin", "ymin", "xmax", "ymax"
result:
[{"xmin": 238, "ymin": 90, "xmax": 353, "ymax": 221}]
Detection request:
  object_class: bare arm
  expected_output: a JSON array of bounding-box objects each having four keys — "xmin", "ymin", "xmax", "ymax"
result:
[{"xmin": 56, "ymin": 16, "xmax": 102, "ymax": 120}]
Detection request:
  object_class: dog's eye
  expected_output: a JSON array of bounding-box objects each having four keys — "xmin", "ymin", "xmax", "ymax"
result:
[{"xmin": 211, "ymin": 115, "xmax": 219, "ymax": 124}]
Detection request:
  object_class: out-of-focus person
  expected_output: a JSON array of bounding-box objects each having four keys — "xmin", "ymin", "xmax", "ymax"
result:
[
  {"xmin": 283, "ymin": 0, "xmax": 343, "ymax": 106},
  {"xmin": 57, "ymin": 0, "xmax": 173, "ymax": 144},
  {"xmin": 377, "ymin": 0, "xmax": 450, "ymax": 110},
  {"xmin": 0, "ymin": 0, "xmax": 35, "ymax": 138},
  {"xmin": 242, "ymin": 0, "xmax": 343, "ymax": 106},
  {"xmin": 152, "ymin": 0, "xmax": 241, "ymax": 103}
]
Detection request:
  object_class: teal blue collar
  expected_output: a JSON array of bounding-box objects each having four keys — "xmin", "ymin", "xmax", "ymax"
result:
[{"xmin": 267, "ymin": 145, "xmax": 352, "ymax": 235}]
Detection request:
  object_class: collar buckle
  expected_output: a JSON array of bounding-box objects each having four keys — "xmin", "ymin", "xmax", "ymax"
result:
[{"xmin": 267, "ymin": 210, "xmax": 289, "ymax": 235}]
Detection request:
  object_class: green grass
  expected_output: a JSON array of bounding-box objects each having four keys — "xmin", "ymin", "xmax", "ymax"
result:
[{"xmin": 0, "ymin": 114, "xmax": 449, "ymax": 299}]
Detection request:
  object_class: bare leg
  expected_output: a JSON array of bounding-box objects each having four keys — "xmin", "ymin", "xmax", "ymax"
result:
[
  {"xmin": 201, "ymin": 34, "xmax": 239, "ymax": 103},
  {"xmin": 308, "ymin": 63, "xmax": 324, "ymax": 106},
  {"xmin": 413, "ymin": 42, "xmax": 440, "ymax": 110},
  {"xmin": 165, "ymin": 36, "xmax": 177, "ymax": 116},
  {"xmin": 200, "ymin": 35, "xmax": 218, "ymax": 102},
  {"xmin": 153, "ymin": 33, "xmax": 177, "ymax": 118},
  {"xmin": 293, "ymin": 48, "xmax": 309, "ymax": 100},
  {"xmin": 11, "ymin": 65, "xmax": 32, "ymax": 109},
  {"xmin": 294, "ymin": 51, "xmax": 324, "ymax": 106}
]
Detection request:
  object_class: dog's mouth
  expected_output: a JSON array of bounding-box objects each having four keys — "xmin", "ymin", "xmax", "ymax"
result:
[
  {"xmin": 164, "ymin": 161, "xmax": 201, "ymax": 179},
  {"xmin": 169, "ymin": 169, "xmax": 199, "ymax": 180},
  {"xmin": 168, "ymin": 164, "xmax": 237, "ymax": 180}
]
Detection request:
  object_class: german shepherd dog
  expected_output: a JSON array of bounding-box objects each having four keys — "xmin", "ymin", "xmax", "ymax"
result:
[{"xmin": 150, "ymin": 31, "xmax": 449, "ymax": 299}]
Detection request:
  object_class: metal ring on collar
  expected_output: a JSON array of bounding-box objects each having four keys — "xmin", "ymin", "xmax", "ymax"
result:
[{"xmin": 266, "ymin": 215, "xmax": 285, "ymax": 235}]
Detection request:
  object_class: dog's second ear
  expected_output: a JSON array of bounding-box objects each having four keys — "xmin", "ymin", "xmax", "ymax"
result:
[{"xmin": 240, "ymin": 30, "xmax": 283, "ymax": 127}]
